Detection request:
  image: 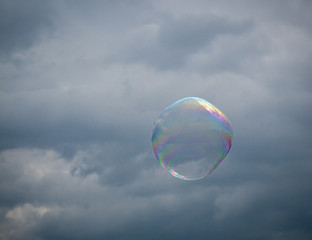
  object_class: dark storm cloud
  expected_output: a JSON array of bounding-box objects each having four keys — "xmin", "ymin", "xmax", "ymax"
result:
[
  {"xmin": 1, "ymin": 1, "xmax": 312, "ymax": 240},
  {"xmin": 111, "ymin": 16, "xmax": 253, "ymax": 70},
  {"xmin": 0, "ymin": 0, "xmax": 57, "ymax": 59}
]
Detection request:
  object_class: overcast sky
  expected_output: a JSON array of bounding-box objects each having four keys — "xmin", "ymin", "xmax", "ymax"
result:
[{"xmin": 1, "ymin": 0, "xmax": 312, "ymax": 239}]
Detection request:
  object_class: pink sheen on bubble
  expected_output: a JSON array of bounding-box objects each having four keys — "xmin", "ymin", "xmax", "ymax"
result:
[{"xmin": 151, "ymin": 97, "xmax": 233, "ymax": 180}]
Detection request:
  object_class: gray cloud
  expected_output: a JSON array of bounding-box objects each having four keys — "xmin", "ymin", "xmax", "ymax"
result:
[
  {"xmin": 0, "ymin": 0, "xmax": 58, "ymax": 59},
  {"xmin": 0, "ymin": 0, "xmax": 312, "ymax": 240},
  {"xmin": 112, "ymin": 16, "xmax": 253, "ymax": 70}
]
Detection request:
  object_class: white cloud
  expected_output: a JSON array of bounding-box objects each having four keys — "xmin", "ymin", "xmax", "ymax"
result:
[{"xmin": 6, "ymin": 204, "xmax": 50, "ymax": 222}]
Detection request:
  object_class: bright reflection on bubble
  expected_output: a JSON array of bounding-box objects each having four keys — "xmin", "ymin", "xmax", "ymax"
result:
[{"xmin": 151, "ymin": 97, "xmax": 233, "ymax": 180}]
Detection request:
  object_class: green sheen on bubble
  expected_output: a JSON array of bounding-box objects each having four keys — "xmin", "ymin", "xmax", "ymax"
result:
[{"xmin": 151, "ymin": 97, "xmax": 233, "ymax": 180}]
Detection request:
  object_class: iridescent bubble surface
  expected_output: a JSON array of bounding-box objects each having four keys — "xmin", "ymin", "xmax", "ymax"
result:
[{"xmin": 151, "ymin": 97, "xmax": 233, "ymax": 180}]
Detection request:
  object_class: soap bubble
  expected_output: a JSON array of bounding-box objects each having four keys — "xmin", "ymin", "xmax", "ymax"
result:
[{"xmin": 151, "ymin": 97, "xmax": 233, "ymax": 180}]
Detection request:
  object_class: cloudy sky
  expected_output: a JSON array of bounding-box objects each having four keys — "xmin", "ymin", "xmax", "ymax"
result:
[{"xmin": 1, "ymin": 0, "xmax": 312, "ymax": 239}]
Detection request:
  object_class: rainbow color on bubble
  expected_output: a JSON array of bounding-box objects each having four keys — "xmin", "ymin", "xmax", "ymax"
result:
[{"xmin": 151, "ymin": 97, "xmax": 233, "ymax": 180}]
